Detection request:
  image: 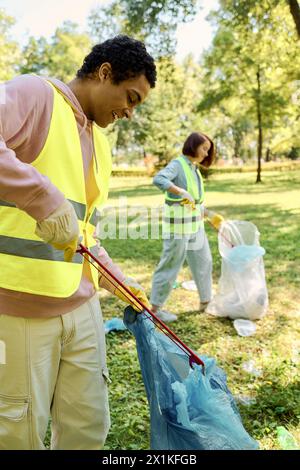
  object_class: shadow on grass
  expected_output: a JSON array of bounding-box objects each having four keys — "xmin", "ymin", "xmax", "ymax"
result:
[
  {"xmin": 108, "ymin": 171, "xmax": 300, "ymax": 199},
  {"xmin": 240, "ymin": 378, "xmax": 300, "ymax": 441},
  {"xmin": 109, "ymin": 184, "xmax": 159, "ymax": 199},
  {"xmin": 204, "ymin": 171, "xmax": 300, "ymax": 195},
  {"xmin": 100, "ymin": 202, "xmax": 299, "ymax": 290}
]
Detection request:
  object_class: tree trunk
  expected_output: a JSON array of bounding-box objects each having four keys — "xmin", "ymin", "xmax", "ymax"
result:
[
  {"xmin": 233, "ymin": 131, "xmax": 242, "ymax": 161},
  {"xmin": 266, "ymin": 147, "xmax": 271, "ymax": 162},
  {"xmin": 287, "ymin": 0, "xmax": 300, "ymax": 38},
  {"xmin": 256, "ymin": 67, "xmax": 263, "ymax": 183}
]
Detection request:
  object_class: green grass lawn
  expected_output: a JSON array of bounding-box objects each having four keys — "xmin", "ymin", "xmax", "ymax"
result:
[{"xmin": 98, "ymin": 169, "xmax": 300, "ymax": 450}]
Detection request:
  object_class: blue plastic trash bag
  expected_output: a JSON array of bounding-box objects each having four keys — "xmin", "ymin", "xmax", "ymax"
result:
[
  {"xmin": 104, "ymin": 318, "xmax": 126, "ymax": 334},
  {"xmin": 124, "ymin": 306, "xmax": 259, "ymax": 450},
  {"xmin": 227, "ymin": 245, "xmax": 265, "ymax": 272}
]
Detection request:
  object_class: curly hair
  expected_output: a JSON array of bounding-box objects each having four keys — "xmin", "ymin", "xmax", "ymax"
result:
[{"xmin": 76, "ymin": 35, "xmax": 156, "ymax": 88}]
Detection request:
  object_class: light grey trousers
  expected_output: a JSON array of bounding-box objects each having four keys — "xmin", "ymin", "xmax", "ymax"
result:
[{"xmin": 150, "ymin": 229, "xmax": 212, "ymax": 307}]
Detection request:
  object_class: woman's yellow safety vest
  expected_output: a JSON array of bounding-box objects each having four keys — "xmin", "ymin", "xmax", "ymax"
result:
[
  {"xmin": 0, "ymin": 81, "xmax": 112, "ymax": 297},
  {"xmin": 163, "ymin": 156, "xmax": 204, "ymax": 236}
]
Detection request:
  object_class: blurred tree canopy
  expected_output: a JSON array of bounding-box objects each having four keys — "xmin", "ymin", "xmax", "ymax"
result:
[
  {"xmin": 0, "ymin": 9, "xmax": 20, "ymax": 81},
  {"xmin": 88, "ymin": 0, "xmax": 200, "ymax": 57},
  {"xmin": 1, "ymin": 1, "xmax": 299, "ymax": 179},
  {"xmin": 20, "ymin": 21, "xmax": 91, "ymax": 82},
  {"xmin": 198, "ymin": 0, "xmax": 300, "ymax": 181}
]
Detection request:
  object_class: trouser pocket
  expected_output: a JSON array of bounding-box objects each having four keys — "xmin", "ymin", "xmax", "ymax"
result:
[{"xmin": 0, "ymin": 394, "xmax": 31, "ymax": 450}]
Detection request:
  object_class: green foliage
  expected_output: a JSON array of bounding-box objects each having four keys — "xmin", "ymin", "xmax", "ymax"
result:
[
  {"xmin": 120, "ymin": 0, "xmax": 199, "ymax": 30},
  {"xmin": 87, "ymin": 0, "xmax": 200, "ymax": 58},
  {"xmin": 0, "ymin": 9, "xmax": 20, "ymax": 81},
  {"xmin": 197, "ymin": 0, "xmax": 300, "ymax": 173},
  {"xmin": 137, "ymin": 58, "xmax": 197, "ymax": 164},
  {"xmin": 218, "ymin": 0, "xmax": 300, "ymax": 38},
  {"xmin": 88, "ymin": 3, "xmax": 131, "ymax": 45},
  {"xmin": 20, "ymin": 21, "xmax": 91, "ymax": 82},
  {"xmin": 2, "ymin": 1, "xmax": 298, "ymax": 168},
  {"xmin": 117, "ymin": 0, "xmax": 199, "ymax": 57},
  {"xmin": 108, "ymin": 56, "xmax": 202, "ymax": 166},
  {"xmin": 46, "ymin": 22, "xmax": 92, "ymax": 82},
  {"xmin": 19, "ymin": 36, "xmax": 49, "ymax": 75},
  {"xmin": 287, "ymin": 147, "xmax": 300, "ymax": 160}
]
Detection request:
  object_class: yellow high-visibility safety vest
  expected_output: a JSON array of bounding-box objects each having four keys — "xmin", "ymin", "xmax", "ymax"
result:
[
  {"xmin": 0, "ymin": 80, "xmax": 112, "ymax": 297},
  {"xmin": 163, "ymin": 156, "xmax": 205, "ymax": 236}
]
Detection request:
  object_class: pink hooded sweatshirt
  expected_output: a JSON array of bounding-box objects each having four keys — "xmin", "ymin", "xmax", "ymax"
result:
[{"xmin": 0, "ymin": 74, "xmax": 125, "ymax": 317}]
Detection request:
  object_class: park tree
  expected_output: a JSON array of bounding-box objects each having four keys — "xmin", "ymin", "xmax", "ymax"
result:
[
  {"xmin": 115, "ymin": 0, "xmax": 300, "ymax": 39},
  {"xmin": 88, "ymin": 3, "xmax": 131, "ymax": 44},
  {"xmin": 99, "ymin": 57, "xmax": 202, "ymax": 167},
  {"xmin": 88, "ymin": 3, "xmax": 203, "ymax": 164},
  {"xmin": 288, "ymin": 0, "xmax": 300, "ymax": 37},
  {"xmin": 0, "ymin": 9, "xmax": 20, "ymax": 81},
  {"xmin": 87, "ymin": 0, "xmax": 299, "ymax": 173},
  {"xmin": 19, "ymin": 36, "xmax": 49, "ymax": 75},
  {"xmin": 46, "ymin": 22, "xmax": 91, "ymax": 82},
  {"xmin": 137, "ymin": 59, "xmax": 187, "ymax": 164},
  {"xmin": 197, "ymin": 0, "xmax": 299, "ymax": 182},
  {"xmin": 20, "ymin": 21, "xmax": 91, "ymax": 82},
  {"xmin": 110, "ymin": 57, "xmax": 201, "ymax": 167},
  {"xmin": 87, "ymin": 0, "xmax": 199, "ymax": 58},
  {"xmin": 217, "ymin": 0, "xmax": 300, "ymax": 39}
]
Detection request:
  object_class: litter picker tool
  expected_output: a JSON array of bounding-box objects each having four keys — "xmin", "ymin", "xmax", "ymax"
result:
[
  {"xmin": 76, "ymin": 243, "xmax": 205, "ymax": 373},
  {"xmin": 206, "ymin": 219, "xmax": 234, "ymax": 247}
]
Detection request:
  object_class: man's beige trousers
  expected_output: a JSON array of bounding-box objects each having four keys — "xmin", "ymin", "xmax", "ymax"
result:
[{"xmin": 0, "ymin": 293, "xmax": 110, "ymax": 450}]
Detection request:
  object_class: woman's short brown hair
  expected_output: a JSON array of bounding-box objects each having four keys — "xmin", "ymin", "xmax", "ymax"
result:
[{"xmin": 182, "ymin": 132, "xmax": 215, "ymax": 168}]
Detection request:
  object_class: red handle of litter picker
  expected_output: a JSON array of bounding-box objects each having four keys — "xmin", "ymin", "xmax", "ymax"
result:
[
  {"xmin": 207, "ymin": 220, "xmax": 234, "ymax": 248},
  {"xmin": 76, "ymin": 243, "xmax": 205, "ymax": 372}
]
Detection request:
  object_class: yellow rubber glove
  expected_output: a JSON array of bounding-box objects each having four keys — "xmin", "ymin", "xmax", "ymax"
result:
[
  {"xmin": 35, "ymin": 200, "xmax": 80, "ymax": 262},
  {"xmin": 179, "ymin": 189, "xmax": 196, "ymax": 211},
  {"xmin": 114, "ymin": 277, "xmax": 151, "ymax": 312},
  {"xmin": 180, "ymin": 198, "xmax": 196, "ymax": 211},
  {"xmin": 209, "ymin": 213, "xmax": 224, "ymax": 230},
  {"xmin": 52, "ymin": 237, "xmax": 79, "ymax": 262}
]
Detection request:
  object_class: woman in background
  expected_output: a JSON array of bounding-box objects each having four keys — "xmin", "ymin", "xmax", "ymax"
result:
[{"xmin": 150, "ymin": 132, "xmax": 224, "ymax": 322}]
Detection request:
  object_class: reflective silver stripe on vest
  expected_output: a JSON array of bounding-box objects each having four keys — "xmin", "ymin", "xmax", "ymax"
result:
[
  {"xmin": 0, "ymin": 200, "xmax": 17, "ymax": 208},
  {"xmin": 89, "ymin": 208, "xmax": 99, "ymax": 226},
  {"xmin": 0, "ymin": 199, "xmax": 86, "ymax": 221},
  {"xmin": 0, "ymin": 235, "xmax": 82, "ymax": 263},
  {"xmin": 164, "ymin": 216, "xmax": 201, "ymax": 224},
  {"xmin": 68, "ymin": 200, "xmax": 86, "ymax": 221}
]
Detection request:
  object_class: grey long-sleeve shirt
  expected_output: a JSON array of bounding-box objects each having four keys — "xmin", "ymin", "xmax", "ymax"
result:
[{"xmin": 153, "ymin": 155, "xmax": 203, "ymax": 201}]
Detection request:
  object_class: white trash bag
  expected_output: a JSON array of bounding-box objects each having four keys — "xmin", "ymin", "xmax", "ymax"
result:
[{"xmin": 207, "ymin": 220, "xmax": 268, "ymax": 320}]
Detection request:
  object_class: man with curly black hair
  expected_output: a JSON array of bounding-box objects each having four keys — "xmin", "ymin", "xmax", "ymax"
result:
[
  {"xmin": 73, "ymin": 34, "xmax": 156, "ymax": 127},
  {"xmin": 0, "ymin": 35, "xmax": 156, "ymax": 449}
]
